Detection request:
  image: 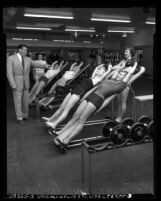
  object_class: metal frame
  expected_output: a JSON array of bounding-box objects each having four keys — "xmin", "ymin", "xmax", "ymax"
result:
[
  {"xmin": 35, "ymin": 64, "xmax": 90, "ymax": 119},
  {"xmin": 81, "ymin": 136, "xmax": 153, "ymax": 194}
]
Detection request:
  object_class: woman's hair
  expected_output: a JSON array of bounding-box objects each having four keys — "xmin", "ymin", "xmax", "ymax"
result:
[
  {"xmin": 37, "ymin": 53, "xmax": 43, "ymax": 59},
  {"xmin": 125, "ymin": 47, "xmax": 135, "ymax": 57},
  {"xmin": 104, "ymin": 63, "xmax": 110, "ymax": 71},
  {"xmin": 46, "ymin": 53, "xmax": 57, "ymax": 65}
]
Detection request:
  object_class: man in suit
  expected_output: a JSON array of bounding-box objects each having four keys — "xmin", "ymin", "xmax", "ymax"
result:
[{"xmin": 7, "ymin": 44, "xmax": 46, "ymax": 124}]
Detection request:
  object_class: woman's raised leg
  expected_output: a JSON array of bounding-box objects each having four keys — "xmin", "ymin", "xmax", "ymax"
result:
[
  {"xmin": 42, "ymin": 93, "xmax": 72, "ymax": 122},
  {"xmin": 57, "ymin": 101, "xmax": 96, "ymax": 144},
  {"xmin": 46, "ymin": 94, "xmax": 80, "ymax": 128},
  {"xmin": 56, "ymin": 99, "xmax": 88, "ymax": 135}
]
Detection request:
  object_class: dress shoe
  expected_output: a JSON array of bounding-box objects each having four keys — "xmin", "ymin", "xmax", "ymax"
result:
[{"xmin": 17, "ymin": 120, "xmax": 26, "ymax": 125}]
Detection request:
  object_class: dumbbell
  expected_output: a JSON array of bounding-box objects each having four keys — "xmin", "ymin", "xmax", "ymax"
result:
[
  {"xmin": 137, "ymin": 115, "xmax": 153, "ymax": 139},
  {"xmin": 121, "ymin": 117, "xmax": 147, "ymax": 142},
  {"xmin": 111, "ymin": 118, "xmax": 135, "ymax": 144},
  {"xmin": 102, "ymin": 120, "xmax": 127, "ymax": 145},
  {"xmin": 103, "ymin": 117, "xmax": 147, "ymax": 144}
]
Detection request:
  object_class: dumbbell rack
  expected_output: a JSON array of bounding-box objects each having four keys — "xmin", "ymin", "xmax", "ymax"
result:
[{"xmin": 80, "ymin": 136, "xmax": 153, "ymax": 195}]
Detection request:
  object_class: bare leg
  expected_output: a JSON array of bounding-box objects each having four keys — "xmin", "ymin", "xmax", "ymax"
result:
[
  {"xmin": 48, "ymin": 82, "xmax": 58, "ymax": 93},
  {"xmin": 29, "ymin": 81, "xmax": 46, "ymax": 104},
  {"xmin": 29, "ymin": 81, "xmax": 39, "ymax": 103},
  {"xmin": 57, "ymin": 101, "xmax": 96, "ymax": 144},
  {"xmin": 56, "ymin": 99, "xmax": 88, "ymax": 135},
  {"xmin": 39, "ymin": 83, "xmax": 57, "ymax": 105},
  {"xmin": 115, "ymin": 86, "xmax": 130, "ymax": 122},
  {"xmin": 40, "ymin": 96, "xmax": 56, "ymax": 107},
  {"xmin": 35, "ymin": 81, "xmax": 46, "ymax": 96},
  {"xmin": 46, "ymin": 94, "xmax": 80, "ymax": 128},
  {"xmin": 42, "ymin": 93, "xmax": 72, "ymax": 121}
]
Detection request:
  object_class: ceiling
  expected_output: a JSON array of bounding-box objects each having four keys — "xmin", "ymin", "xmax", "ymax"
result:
[{"xmin": 3, "ymin": 7, "xmax": 156, "ymax": 40}]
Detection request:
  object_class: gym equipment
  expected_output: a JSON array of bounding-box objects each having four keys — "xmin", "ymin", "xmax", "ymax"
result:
[
  {"xmin": 102, "ymin": 118, "xmax": 134, "ymax": 144},
  {"xmin": 102, "ymin": 120, "xmax": 118, "ymax": 138},
  {"xmin": 121, "ymin": 118, "xmax": 135, "ymax": 131},
  {"xmin": 134, "ymin": 95, "xmax": 153, "ymax": 121},
  {"xmin": 110, "ymin": 125, "xmax": 128, "ymax": 145},
  {"xmin": 112, "ymin": 116, "xmax": 151, "ymax": 142},
  {"xmin": 102, "ymin": 117, "xmax": 150, "ymax": 143},
  {"xmin": 130, "ymin": 122, "xmax": 147, "ymax": 142},
  {"xmin": 81, "ymin": 135, "xmax": 153, "ymax": 195},
  {"xmin": 46, "ymin": 64, "xmax": 90, "ymax": 110},
  {"xmin": 119, "ymin": 117, "xmax": 147, "ymax": 142},
  {"xmin": 49, "ymin": 119, "xmax": 109, "ymax": 136},
  {"xmin": 138, "ymin": 115, "xmax": 151, "ymax": 125},
  {"xmin": 138, "ymin": 115, "xmax": 153, "ymax": 138}
]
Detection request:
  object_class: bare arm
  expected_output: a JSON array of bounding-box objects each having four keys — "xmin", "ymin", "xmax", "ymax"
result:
[
  {"xmin": 92, "ymin": 64, "xmax": 112, "ymax": 86},
  {"xmin": 56, "ymin": 60, "xmax": 64, "ymax": 71},
  {"xmin": 73, "ymin": 62, "xmax": 84, "ymax": 76},
  {"xmin": 122, "ymin": 62, "xmax": 138, "ymax": 83},
  {"xmin": 60, "ymin": 61, "xmax": 68, "ymax": 71},
  {"xmin": 50, "ymin": 61, "xmax": 59, "ymax": 70},
  {"xmin": 111, "ymin": 60, "xmax": 125, "ymax": 70},
  {"xmin": 69, "ymin": 62, "xmax": 77, "ymax": 71},
  {"xmin": 91, "ymin": 64, "xmax": 105, "ymax": 78}
]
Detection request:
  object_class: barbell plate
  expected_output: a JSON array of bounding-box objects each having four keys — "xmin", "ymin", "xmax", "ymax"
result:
[
  {"xmin": 111, "ymin": 125, "xmax": 127, "ymax": 144},
  {"xmin": 121, "ymin": 118, "xmax": 134, "ymax": 127},
  {"xmin": 137, "ymin": 115, "xmax": 151, "ymax": 125},
  {"xmin": 130, "ymin": 122, "xmax": 147, "ymax": 141},
  {"xmin": 121, "ymin": 118, "xmax": 134, "ymax": 137},
  {"xmin": 102, "ymin": 120, "xmax": 118, "ymax": 137}
]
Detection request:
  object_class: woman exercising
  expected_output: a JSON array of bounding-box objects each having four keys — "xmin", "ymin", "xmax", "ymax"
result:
[
  {"xmin": 38, "ymin": 61, "xmax": 84, "ymax": 107},
  {"xmin": 42, "ymin": 64, "xmax": 112, "ymax": 129},
  {"xmin": 29, "ymin": 54, "xmax": 48, "ymax": 103},
  {"xmin": 53, "ymin": 49, "xmax": 139, "ymax": 150},
  {"xmin": 29, "ymin": 60, "xmax": 66, "ymax": 104},
  {"xmin": 110, "ymin": 47, "xmax": 137, "ymax": 123}
]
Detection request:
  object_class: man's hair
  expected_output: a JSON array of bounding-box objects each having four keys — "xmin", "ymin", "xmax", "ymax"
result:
[
  {"xmin": 17, "ymin": 44, "xmax": 28, "ymax": 50},
  {"xmin": 125, "ymin": 47, "xmax": 135, "ymax": 57}
]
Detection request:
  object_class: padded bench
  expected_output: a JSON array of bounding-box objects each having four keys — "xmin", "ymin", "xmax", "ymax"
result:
[{"xmin": 134, "ymin": 94, "xmax": 153, "ymax": 121}]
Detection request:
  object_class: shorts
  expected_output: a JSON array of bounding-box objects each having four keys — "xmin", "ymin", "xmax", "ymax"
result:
[
  {"xmin": 39, "ymin": 76, "xmax": 49, "ymax": 84},
  {"xmin": 71, "ymin": 79, "xmax": 94, "ymax": 99},
  {"xmin": 86, "ymin": 80, "xmax": 127, "ymax": 109},
  {"xmin": 86, "ymin": 92, "xmax": 104, "ymax": 109},
  {"xmin": 95, "ymin": 80, "xmax": 127, "ymax": 99}
]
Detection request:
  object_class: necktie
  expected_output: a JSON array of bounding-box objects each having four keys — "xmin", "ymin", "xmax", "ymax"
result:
[{"xmin": 22, "ymin": 56, "xmax": 24, "ymax": 69}]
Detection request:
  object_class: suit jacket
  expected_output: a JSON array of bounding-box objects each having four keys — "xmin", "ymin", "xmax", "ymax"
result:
[{"xmin": 7, "ymin": 54, "xmax": 44, "ymax": 91}]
